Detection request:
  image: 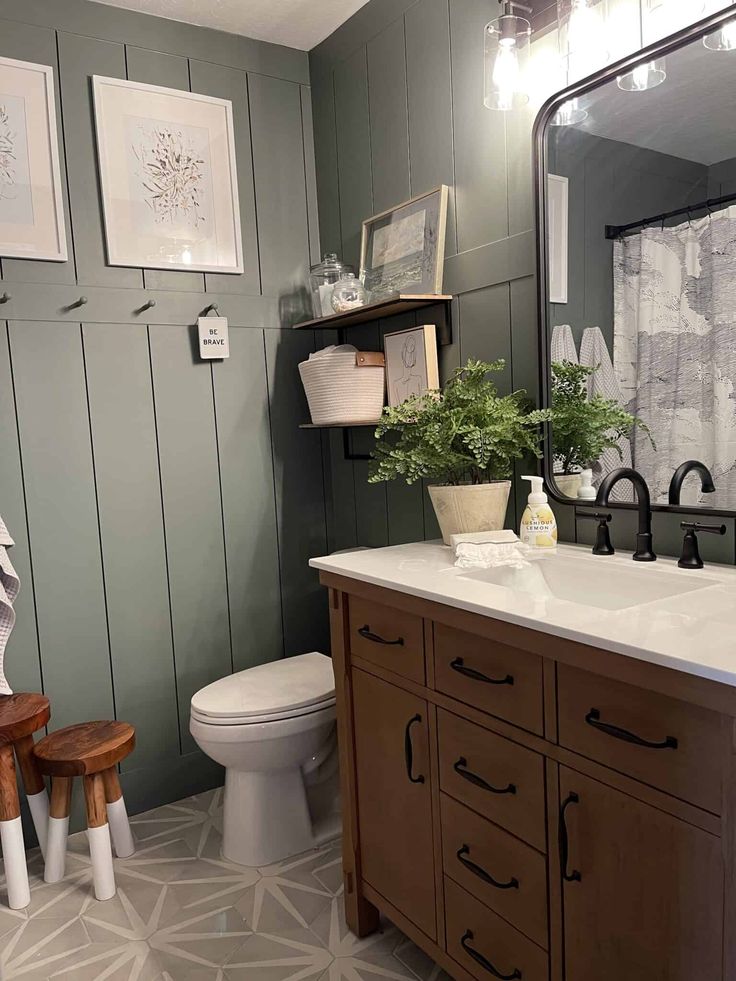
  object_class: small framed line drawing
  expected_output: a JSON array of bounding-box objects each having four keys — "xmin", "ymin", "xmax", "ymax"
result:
[
  {"xmin": 92, "ymin": 76, "xmax": 243, "ymax": 273},
  {"xmin": 383, "ymin": 325, "xmax": 439, "ymax": 407},
  {"xmin": 547, "ymin": 174, "xmax": 568, "ymax": 304},
  {"xmin": 0, "ymin": 56, "xmax": 67, "ymax": 261}
]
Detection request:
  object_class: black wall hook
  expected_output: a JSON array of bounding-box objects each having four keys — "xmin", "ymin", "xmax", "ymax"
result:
[
  {"xmin": 202, "ymin": 303, "xmax": 219, "ymax": 316},
  {"xmin": 65, "ymin": 296, "xmax": 88, "ymax": 311},
  {"xmin": 0, "ymin": 292, "xmax": 10, "ymax": 304},
  {"xmin": 134, "ymin": 299, "xmax": 157, "ymax": 315}
]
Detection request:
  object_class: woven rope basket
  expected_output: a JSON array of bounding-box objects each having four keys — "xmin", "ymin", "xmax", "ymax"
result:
[{"xmin": 299, "ymin": 345, "xmax": 385, "ymax": 425}]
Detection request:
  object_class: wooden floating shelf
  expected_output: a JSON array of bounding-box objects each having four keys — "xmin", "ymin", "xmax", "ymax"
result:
[
  {"xmin": 299, "ymin": 420, "xmax": 381, "ymax": 429},
  {"xmin": 293, "ymin": 293, "xmax": 453, "ymax": 332}
]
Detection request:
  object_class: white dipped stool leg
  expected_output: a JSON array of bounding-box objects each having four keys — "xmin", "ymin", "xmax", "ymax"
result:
[
  {"xmin": 102, "ymin": 769, "xmax": 135, "ymax": 858},
  {"xmin": 0, "ymin": 744, "xmax": 30, "ymax": 909},
  {"xmin": 44, "ymin": 777, "xmax": 72, "ymax": 884},
  {"xmin": 16, "ymin": 735, "xmax": 49, "ymax": 860},
  {"xmin": 84, "ymin": 773, "xmax": 116, "ymax": 901}
]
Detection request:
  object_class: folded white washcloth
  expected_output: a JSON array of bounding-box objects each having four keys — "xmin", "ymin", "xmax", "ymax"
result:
[
  {"xmin": 454, "ymin": 540, "xmax": 531, "ymax": 570},
  {"xmin": 450, "ymin": 529, "xmax": 520, "ymax": 551},
  {"xmin": 0, "ymin": 514, "xmax": 19, "ymax": 696}
]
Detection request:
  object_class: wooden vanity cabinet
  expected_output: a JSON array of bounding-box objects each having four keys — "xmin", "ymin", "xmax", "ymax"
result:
[{"xmin": 324, "ymin": 578, "xmax": 736, "ymax": 981}]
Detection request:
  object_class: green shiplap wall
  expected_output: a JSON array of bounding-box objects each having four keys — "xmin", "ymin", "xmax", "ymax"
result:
[
  {"xmin": 0, "ymin": 0, "xmax": 329, "ymax": 820},
  {"xmin": 310, "ymin": 0, "xmax": 736, "ymax": 564}
]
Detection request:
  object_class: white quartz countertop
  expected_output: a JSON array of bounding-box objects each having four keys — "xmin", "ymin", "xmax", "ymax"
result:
[{"xmin": 310, "ymin": 541, "xmax": 736, "ymax": 688}]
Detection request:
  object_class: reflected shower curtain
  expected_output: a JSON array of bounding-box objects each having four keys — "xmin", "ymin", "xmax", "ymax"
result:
[{"xmin": 613, "ymin": 210, "xmax": 736, "ymax": 508}]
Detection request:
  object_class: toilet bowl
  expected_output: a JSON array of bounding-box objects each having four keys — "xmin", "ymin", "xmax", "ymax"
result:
[{"xmin": 190, "ymin": 652, "xmax": 341, "ymax": 867}]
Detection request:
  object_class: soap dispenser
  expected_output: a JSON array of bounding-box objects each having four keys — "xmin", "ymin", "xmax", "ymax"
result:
[{"xmin": 520, "ymin": 476, "xmax": 558, "ymax": 549}]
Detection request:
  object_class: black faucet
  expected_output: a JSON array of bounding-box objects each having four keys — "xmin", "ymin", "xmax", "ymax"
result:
[
  {"xmin": 668, "ymin": 461, "xmax": 715, "ymax": 505},
  {"xmin": 596, "ymin": 468, "xmax": 656, "ymax": 562}
]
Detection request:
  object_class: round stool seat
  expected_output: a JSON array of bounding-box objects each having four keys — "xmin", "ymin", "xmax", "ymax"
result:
[
  {"xmin": 0, "ymin": 693, "xmax": 50, "ymax": 742},
  {"xmin": 34, "ymin": 721, "xmax": 135, "ymax": 777}
]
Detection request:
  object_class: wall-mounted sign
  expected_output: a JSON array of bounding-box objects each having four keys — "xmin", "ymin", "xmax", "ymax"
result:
[{"xmin": 198, "ymin": 316, "xmax": 230, "ymax": 359}]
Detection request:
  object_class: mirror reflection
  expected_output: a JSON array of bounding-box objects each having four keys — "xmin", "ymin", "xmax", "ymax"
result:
[{"xmin": 544, "ymin": 14, "xmax": 736, "ymax": 509}]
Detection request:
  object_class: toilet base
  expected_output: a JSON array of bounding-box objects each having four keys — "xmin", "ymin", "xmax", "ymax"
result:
[{"xmin": 223, "ymin": 765, "xmax": 329, "ymax": 867}]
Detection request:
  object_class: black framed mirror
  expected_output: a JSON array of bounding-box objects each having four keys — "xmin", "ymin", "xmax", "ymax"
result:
[{"xmin": 535, "ymin": 4, "xmax": 736, "ymax": 516}]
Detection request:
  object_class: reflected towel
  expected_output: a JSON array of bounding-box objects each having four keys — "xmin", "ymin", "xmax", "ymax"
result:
[
  {"xmin": 580, "ymin": 327, "xmax": 632, "ymax": 500},
  {"xmin": 0, "ymin": 515, "xmax": 19, "ymax": 696}
]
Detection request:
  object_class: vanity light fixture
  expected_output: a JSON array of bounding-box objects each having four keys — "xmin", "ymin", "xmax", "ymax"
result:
[
  {"xmin": 617, "ymin": 58, "xmax": 667, "ymax": 91},
  {"xmin": 557, "ymin": 0, "xmax": 609, "ymax": 82},
  {"xmin": 483, "ymin": 0, "xmax": 532, "ymax": 110},
  {"xmin": 550, "ymin": 97, "xmax": 588, "ymax": 125},
  {"xmin": 703, "ymin": 15, "xmax": 736, "ymax": 51}
]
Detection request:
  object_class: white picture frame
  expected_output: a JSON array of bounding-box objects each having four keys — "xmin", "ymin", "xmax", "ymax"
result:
[
  {"xmin": 384, "ymin": 325, "xmax": 439, "ymax": 407},
  {"xmin": 547, "ymin": 173, "xmax": 568, "ymax": 304},
  {"xmin": 0, "ymin": 56, "xmax": 67, "ymax": 262},
  {"xmin": 92, "ymin": 76, "xmax": 243, "ymax": 274}
]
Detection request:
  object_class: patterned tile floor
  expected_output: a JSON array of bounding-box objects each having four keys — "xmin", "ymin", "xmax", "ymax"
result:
[{"xmin": 0, "ymin": 789, "xmax": 451, "ymax": 981}]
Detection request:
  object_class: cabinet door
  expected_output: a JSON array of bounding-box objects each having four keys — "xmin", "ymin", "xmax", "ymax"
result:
[
  {"xmin": 352, "ymin": 668, "xmax": 436, "ymax": 939},
  {"xmin": 559, "ymin": 766, "xmax": 723, "ymax": 981}
]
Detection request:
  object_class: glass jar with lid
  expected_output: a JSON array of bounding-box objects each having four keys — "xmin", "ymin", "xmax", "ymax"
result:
[
  {"xmin": 309, "ymin": 253, "xmax": 352, "ymax": 318},
  {"xmin": 331, "ymin": 272, "xmax": 367, "ymax": 313}
]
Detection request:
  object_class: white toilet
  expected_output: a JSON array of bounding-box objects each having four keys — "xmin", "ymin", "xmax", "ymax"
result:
[{"xmin": 190, "ymin": 652, "xmax": 341, "ymax": 867}]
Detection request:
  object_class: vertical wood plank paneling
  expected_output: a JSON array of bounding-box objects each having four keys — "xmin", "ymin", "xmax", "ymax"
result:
[
  {"xmin": 333, "ymin": 47, "xmax": 373, "ymax": 271},
  {"xmin": 264, "ymin": 329, "xmax": 329, "ymax": 656},
  {"xmin": 249, "ymin": 74, "xmax": 310, "ymax": 307},
  {"xmin": 0, "ymin": 324, "xmax": 41, "ymax": 693},
  {"xmin": 310, "ymin": 70, "xmax": 342, "ymax": 257},
  {"xmin": 149, "ymin": 325, "xmax": 231, "ymax": 753},
  {"xmin": 212, "ymin": 330, "xmax": 284, "ymax": 671},
  {"xmin": 0, "ymin": 19, "xmax": 75, "ymax": 284},
  {"xmin": 83, "ymin": 322, "xmax": 179, "ymax": 769},
  {"xmin": 189, "ymin": 60, "xmax": 262, "ymax": 297},
  {"xmin": 9, "ymin": 321, "xmax": 114, "ymax": 728},
  {"xmin": 405, "ymin": 0, "xmax": 457, "ymax": 256},
  {"xmin": 367, "ymin": 21, "xmax": 410, "ymax": 213},
  {"xmin": 507, "ymin": 104, "xmax": 536, "ymax": 237},
  {"xmin": 124, "ymin": 46, "xmax": 205, "ymax": 294},
  {"xmin": 459, "ymin": 285, "xmax": 513, "ymax": 392},
  {"xmin": 300, "ymin": 85, "xmax": 322, "ymax": 267},
  {"xmin": 450, "ymin": 0, "xmax": 509, "ymax": 252},
  {"xmin": 57, "ymin": 32, "xmax": 142, "ymax": 290}
]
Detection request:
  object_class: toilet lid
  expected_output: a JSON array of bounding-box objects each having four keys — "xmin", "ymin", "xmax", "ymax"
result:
[{"xmin": 191, "ymin": 652, "xmax": 336, "ymax": 722}]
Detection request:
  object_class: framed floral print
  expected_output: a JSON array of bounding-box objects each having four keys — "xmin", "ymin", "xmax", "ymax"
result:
[
  {"xmin": 92, "ymin": 76, "xmax": 243, "ymax": 273},
  {"xmin": 0, "ymin": 56, "xmax": 67, "ymax": 262}
]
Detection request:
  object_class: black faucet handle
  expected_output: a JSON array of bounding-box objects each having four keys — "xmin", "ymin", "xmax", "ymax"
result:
[
  {"xmin": 678, "ymin": 522, "xmax": 726, "ymax": 570},
  {"xmin": 579, "ymin": 512, "xmax": 615, "ymax": 556}
]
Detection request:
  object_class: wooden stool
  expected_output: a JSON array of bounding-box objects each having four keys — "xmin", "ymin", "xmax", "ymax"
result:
[
  {"xmin": 33, "ymin": 721, "xmax": 136, "ymax": 901},
  {"xmin": 0, "ymin": 693, "xmax": 50, "ymax": 909}
]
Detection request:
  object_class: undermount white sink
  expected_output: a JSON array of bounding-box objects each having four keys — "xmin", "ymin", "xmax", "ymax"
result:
[{"xmin": 458, "ymin": 554, "xmax": 719, "ymax": 611}]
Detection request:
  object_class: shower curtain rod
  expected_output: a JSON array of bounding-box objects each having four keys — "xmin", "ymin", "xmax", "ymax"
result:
[{"xmin": 604, "ymin": 190, "xmax": 736, "ymax": 240}]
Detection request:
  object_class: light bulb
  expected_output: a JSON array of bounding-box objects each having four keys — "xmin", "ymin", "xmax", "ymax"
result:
[
  {"xmin": 704, "ymin": 17, "xmax": 736, "ymax": 51},
  {"xmin": 564, "ymin": 0, "xmax": 609, "ymax": 79},
  {"xmin": 550, "ymin": 98, "xmax": 588, "ymax": 126},
  {"xmin": 617, "ymin": 58, "xmax": 667, "ymax": 91},
  {"xmin": 493, "ymin": 39, "xmax": 521, "ymax": 110}
]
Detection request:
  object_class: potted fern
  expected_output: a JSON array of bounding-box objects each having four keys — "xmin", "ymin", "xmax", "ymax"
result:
[
  {"xmin": 551, "ymin": 360, "xmax": 654, "ymax": 498},
  {"xmin": 369, "ymin": 359, "xmax": 550, "ymax": 544}
]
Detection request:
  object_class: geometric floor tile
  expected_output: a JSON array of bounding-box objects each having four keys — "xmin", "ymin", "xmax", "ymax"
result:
[{"xmin": 0, "ymin": 788, "xmax": 450, "ymax": 981}]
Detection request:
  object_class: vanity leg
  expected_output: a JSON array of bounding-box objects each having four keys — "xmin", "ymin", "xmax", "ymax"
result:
[{"xmin": 45, "ymin": 776, "xmax": 72, "ymax": 884}]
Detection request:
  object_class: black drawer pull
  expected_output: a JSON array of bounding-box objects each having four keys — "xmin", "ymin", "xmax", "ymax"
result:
[
  {"xmin": 358, "ymin": 624, "xmax": 404, "ymax": 646},
  {"xmin": 404, "ymin": 714, "xmax": 425, "ymax": 784},
  {"xmin": 460, "ymin": 931, "xmax": 521, "ymax": 980},
  {"xmin": 559, "ymin": 791, "xmax": 581, "ymax": 883},
  {"xmin": 457, "ymin": 845, "xmax": 519, "ymax": 890},
  {"xmin": 453, "ymin": 757, "xmax": 516, "ymax": 795},
  {"xmin": 585, "ymin": 708, "xmax": 678, "ymax": 750},
  {"xmin": 450, "ymin": 657, "xmax": 513, "ymax": 686}
]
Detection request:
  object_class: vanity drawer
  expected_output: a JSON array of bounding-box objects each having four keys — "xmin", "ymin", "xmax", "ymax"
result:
[
  {"xmin": 558, "ymin": 664, "xmax": 723, "ymax": 813},
  {"xmin": 434, "ymin": 623, "xmax": 544, "ymax": 735},
  {"xmin": 445, "ymin": 877, "xmax": 548, "ymax": 981},
  {"xmin": 438, "ymin": 709, "xmax": 546, "ymax": 851},
  {"xmin": 441, "ymin": 793, "xmax": 547, "ymax": 948},
  {"xmin": 348, "ymin": 596, "xmax": 425, "ymax": 684}
]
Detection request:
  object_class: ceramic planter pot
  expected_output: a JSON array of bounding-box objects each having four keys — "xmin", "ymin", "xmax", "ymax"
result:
[
  {"xmin": 554, "ymin": 472, "xmax": 582, "ymax": 500},
  {"xmin": 428, "ymin": 481, "xmax": 511, "ymax": 546}
]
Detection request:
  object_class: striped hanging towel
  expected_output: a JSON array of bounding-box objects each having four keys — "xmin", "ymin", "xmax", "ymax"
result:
[{"xmin": 0, "ymin": 515, "xmax": 20, "ymax": 696}]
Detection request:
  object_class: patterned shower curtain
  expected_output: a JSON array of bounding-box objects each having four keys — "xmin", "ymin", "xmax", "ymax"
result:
[{"xmin": 613, "ymin": 210, "xmax": 736, "ymax": 508}]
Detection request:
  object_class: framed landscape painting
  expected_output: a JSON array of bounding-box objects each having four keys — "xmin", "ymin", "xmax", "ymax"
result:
[
  {"xmin": 0, "ymin": 56, "xmax": 67, "ymax": 261},
  {"xmin": 92, "ymin": 76, "xmax": 243, "ymax": 273}
]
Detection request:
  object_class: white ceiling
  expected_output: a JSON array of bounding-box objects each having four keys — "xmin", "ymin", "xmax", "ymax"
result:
[
  {"xmin": 579, "ymin": 38, "xmax": 736, "ymax": 166},
  {"xmin": 89, "ymin": 0, "xmax": 372, "ymax": 50}
]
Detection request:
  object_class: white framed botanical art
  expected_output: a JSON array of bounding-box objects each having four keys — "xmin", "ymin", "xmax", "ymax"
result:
[
  {"xmin": 0, "ymin": 56, "xmax": 67, "ymax": 262},
  {"xmin": 92, "ymin": 76, "xmax": 243, "ymax": 274}
]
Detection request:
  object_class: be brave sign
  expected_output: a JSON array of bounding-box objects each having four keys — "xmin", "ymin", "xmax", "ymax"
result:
[{"xmin": 198, "ymin": 316, "xmax": 230, "ymax": 359}]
